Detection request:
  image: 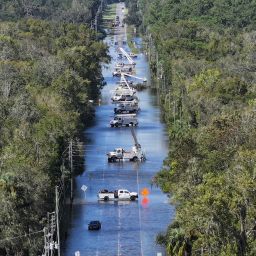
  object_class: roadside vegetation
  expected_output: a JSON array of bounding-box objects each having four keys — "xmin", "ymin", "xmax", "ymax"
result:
[
  {"xmin": 125, "ymin": 0, "xmax": 256, "ymax": 255},
  {"xmin": 0, "ymin": 1, "xmax": 109, "ymax": 255}
]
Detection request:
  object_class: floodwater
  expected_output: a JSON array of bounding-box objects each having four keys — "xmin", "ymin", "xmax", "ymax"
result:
[{"xmin": 63, "ymin": 3, "xmax": 174, "ymax": 256}]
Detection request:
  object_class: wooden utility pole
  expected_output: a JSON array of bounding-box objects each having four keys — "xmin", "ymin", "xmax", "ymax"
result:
[
  {"xmin": 69, "ymin": 140, "xmax": 74, "ymax": 202},
  {"xmin": 43, "ymin": 227, "xmax": 49, "ymax": 256},
  {"xmin": 56, "ymin": 186, "xmax": 61, "ymax": 256}
]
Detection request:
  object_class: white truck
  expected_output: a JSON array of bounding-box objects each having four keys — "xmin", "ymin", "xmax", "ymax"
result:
[
  {"xmin": 111, "ymin": 93, "xmax": 138, "ymax": 103},
  {"xmin": 113, "ymin": 87, "xmax": 136, "ymax": 97},
  {"xmin": 114, "ymin": 102, "xmax": 139, "ymax": 114},
  {"xmin": 98, "ymin": 189, "xmax": 138, "ymax": 201},
  {"xmin": 110, "ymin": 114, "xmax": 138, "ymax": 127},
  {"xmin": 107, "ymin": 127, "xmax": 146, "ymax": 162},
  {"xmin": 111, "ymin": 76, "xmax": 137, "ymax": 101}
]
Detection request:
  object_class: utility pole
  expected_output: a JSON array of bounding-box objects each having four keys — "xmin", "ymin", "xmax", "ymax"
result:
[
  {"xmin": 49, "ymin": 212, "xmax": 56, "ymax": 256},
  {"xmin": 43, "ymin": 227, "xmax": 49, "ymax": 256},
  {"xmin": 42, "ymin": 212, "xmax": 56, "ymax": 256},
  {"xmin": 56, "ymin": 186, "xmax": 61, "ymax": 256},
  {"xmin": 69, "ymin": 139, "xmax": 74, "ymax": 202}
]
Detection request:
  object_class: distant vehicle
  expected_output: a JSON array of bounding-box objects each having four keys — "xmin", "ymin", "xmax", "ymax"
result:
[
  {"xmin": 129, "ymin": 52, "xmax": 138, "ymax": 58},
  {"xmin": 88, "ymin": 221, "xmax": 101, "ymax": 230},
  {"xmin": 98, "ymin": 189, "xmax": 138, "ymax": 201},
  {"xmin": 110, "ymin": 114, "xmax": 138, "ymax": 127}
]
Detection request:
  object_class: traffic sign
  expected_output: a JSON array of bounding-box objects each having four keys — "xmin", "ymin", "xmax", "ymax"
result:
[{"xmin": 81, "ymin": 185, "xmax": 87, "ymax": 192}]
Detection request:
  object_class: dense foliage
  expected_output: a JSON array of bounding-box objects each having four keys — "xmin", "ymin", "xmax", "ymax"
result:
[
  {"xmin": 0, "ymin": 0, "xmax": 101, "ymax": 23},
  {"xmin": 127, "ymin": 0, "xmax": 256, "ymax": 255},
  {"xmin": 0, "ymin": 1, "xmax": 109, "ymax": 255}
]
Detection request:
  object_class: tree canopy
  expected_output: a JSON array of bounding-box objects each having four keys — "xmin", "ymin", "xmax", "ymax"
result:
[
  {"xmin": 126, "ymin": 0, "xmax": 256, "ymax": 255},
  {"xmin": 0, "ymin": 1, "xmax": 109, "ymax": 255}
]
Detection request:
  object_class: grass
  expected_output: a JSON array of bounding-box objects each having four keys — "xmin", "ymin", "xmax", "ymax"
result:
[
  {"xmin": 102, "ymin": 3, "xmax": 117, "ymax": 29},
  {"xmin": 126, "ymin": 25, "xmax": 139, "ymax": 54}
]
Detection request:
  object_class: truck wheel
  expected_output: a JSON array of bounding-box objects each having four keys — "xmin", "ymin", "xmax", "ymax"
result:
[
  {"xmin": 104, "ymin": 196, "xmax": 109, "ymax": 201},
  {"xmin": 112, "ymin": 157, "xmax": 117, "ymax": 162},
  {"xmin": 115, "ymin": 123, "xmax": 119, "ymax": 128},
  {"xmin": 111, "ymin": 124, "xmax": 114, "ymax": 128},
  {"xmin": 126, "ymin": 124, "xmax": 129, "ymax": 127},
  {"xmin": 130, "ymin": 196, "xmax": 136, "ymax": 201},
  {"xmin": 130, "ymin": 122, "xmax": 134, "ymax": 126},
  {"xmin": 132, "ymin": 156, "xmax": 138, "ymax": 162}
]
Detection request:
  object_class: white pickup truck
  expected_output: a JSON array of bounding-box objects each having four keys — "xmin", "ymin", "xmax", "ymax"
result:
[
  {"xmin": 110, "ymin": 114, "xmax": 138, "ymax": 127},
  {"xmin": 98, "ymin": 189, "xmax": 138, "ymax": 201}
]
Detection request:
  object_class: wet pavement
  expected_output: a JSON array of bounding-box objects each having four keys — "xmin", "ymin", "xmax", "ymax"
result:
[{"xmin": 63, "ymin": 3, "xmax": 174, "ymax": 256}]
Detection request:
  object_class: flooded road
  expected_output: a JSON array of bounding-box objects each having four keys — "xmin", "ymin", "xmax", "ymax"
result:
[{"xmin": 63, "ymin": 3, "xmax": 174, "ymax": 256}]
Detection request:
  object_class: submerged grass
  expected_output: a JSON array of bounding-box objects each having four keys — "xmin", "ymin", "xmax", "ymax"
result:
[{"xmin": 102, "ymin": 3, "xmax": 117, "ymax": 29}]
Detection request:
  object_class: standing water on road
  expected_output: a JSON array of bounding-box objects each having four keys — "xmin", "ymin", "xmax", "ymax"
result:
[{"xmin": 63, "ymin": 3, "xmax": 174, "ymax": 256}]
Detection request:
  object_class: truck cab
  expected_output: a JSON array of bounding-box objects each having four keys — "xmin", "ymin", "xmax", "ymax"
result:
[
  {"xmin": 107, "ymin": 148, "xmax": 124, "ymax": 161},
  {"xmin": 118, "ymin": 189, "xmax": 132, "ymax": 199}
]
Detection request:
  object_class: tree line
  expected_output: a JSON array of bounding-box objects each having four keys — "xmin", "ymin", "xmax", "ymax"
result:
[
  {"xmin": 0, "ymin": 0, "xmax": 102, "ymax": 23},
  {"xmin": 126, "ymin": 0, "xmax": 256, "ymax": 255},
  {"xmin": 0, "ymin": 1, "xmax": 109, "ymax": 255}
]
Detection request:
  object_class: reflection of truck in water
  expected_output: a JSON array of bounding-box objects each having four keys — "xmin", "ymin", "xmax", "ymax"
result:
[
  {"xmin": 110, "ymin": 114, "xmax": 138, "ymax": 127},
  {"xmin": 98, "ymin": 189, "xmax": 138, "ymax": 201},
  {"xmin": 107, "ymin": 127, "xmax": 146, "ymax": 162}
]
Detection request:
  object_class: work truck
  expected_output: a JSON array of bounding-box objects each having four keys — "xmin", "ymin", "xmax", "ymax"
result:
[
  {"xmin": 111, "ymin": 93, "xmax": 138, "ymax": 103},
  {"xmin": 98, "ymin": 189, "xmax": 138, "ymax": 201},
  {"xmin": 107, "ymin": 127, "xmax": 146, "ymax": 162},
  {"xmin": 114, "ymin": 102, "xmax": 139, "ymax": 114},
  {"xmin": 110, "ymin": 114, "xmax": 138, "ymax": 127}
]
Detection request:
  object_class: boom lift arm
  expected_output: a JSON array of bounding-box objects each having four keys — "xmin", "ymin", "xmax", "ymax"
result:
[
  {"xmin": 123, "ymin": 73, "xmax": 147, "ymax": 83},
  {"xmin": 130, "ymin": 126, "xmax": 140, "ymax": 149},
  {"xmin": 119, "ymin": 47, "xmax": 136, "ymax": 65}
]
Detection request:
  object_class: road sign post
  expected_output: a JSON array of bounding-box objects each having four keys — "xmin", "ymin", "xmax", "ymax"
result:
[{"xmin": 81, "ymin": 185, "xmax": 88, "ymax": 199}]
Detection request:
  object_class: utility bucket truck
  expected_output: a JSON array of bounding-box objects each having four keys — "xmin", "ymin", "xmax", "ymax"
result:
[
  {"xmin": 110, "ymin": 114, "xmax": 138, "ymax": 127},
  {"xmin": 119, "ymin": 47, "xmax": 136, "ymax": 66},
  {"xmin": 112, "ymin": 73, "xmax": 136, "ymax": 97},
  {"xmin": 107, "ymin": 127, "xmax": 146, "ymax": 162},
  {"xmin": 113, "ymin": 48, "xmax": 136, "ymax": 75},
  {"xmin": 111, "ymin": 74, "xmax": 139, "ymax": 102},
  {"xmin": 114, "ymin": 102, "xmax": 139, "ymax": 114},
  {"xmin": 111, "ymin": 93, "xmax": 138, "ymax": 103}
]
